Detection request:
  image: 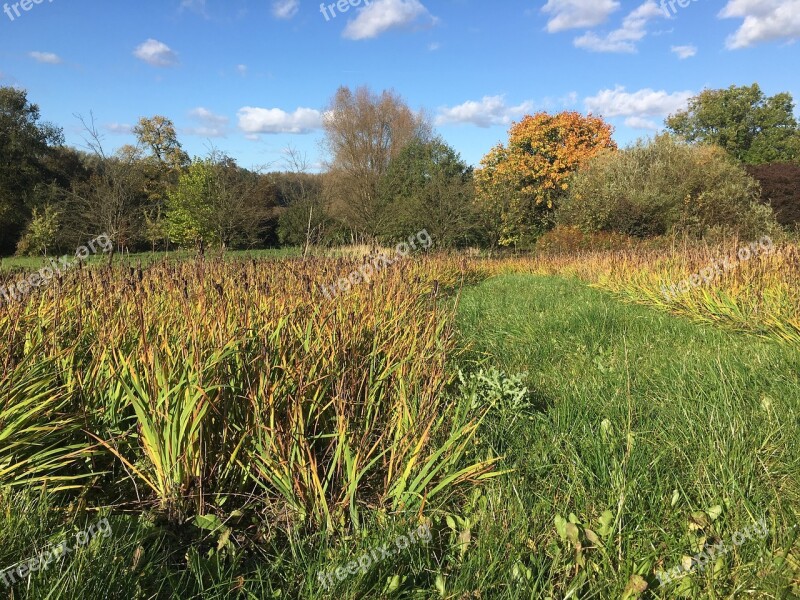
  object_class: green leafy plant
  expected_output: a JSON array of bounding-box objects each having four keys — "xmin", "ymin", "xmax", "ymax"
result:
[{"xmin": 0, "ymin": 353, "xmax": 89, "ymax": 490}]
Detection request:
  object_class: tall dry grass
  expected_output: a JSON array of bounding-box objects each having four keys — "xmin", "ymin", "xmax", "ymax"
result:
[
  {"xmin": 0, "ymin": 255, "xmax": 498, "ymax": 531},
  {"xmin": 2, "ymin": 241, "xmax": 796, "ymax": 535}
]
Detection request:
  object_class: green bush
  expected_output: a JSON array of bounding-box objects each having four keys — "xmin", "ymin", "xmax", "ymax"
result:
[
  {"xmin": 15, "ymin": 205, "xmax": 60, "ymax": 256},
  {"xmin": 558, "ymin": 135, "xmax": 777, "ymax": 239}
]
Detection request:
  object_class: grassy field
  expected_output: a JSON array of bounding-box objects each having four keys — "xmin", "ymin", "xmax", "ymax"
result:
[
  {"xmin": 455, "ymin": 274, "xmax": 800, "ymax": 598},
  {"xmin": 1, "ymin": 253, "xmax": 799, "ymax": 598},
  {"xmin": 0, "ymin": 248, "xmax": 303, "ymax": 274}
]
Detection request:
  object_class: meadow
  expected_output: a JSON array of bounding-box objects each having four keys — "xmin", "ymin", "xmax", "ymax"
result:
[{"xmin": 0, "ymin": 242, "xmax": 798, "ymax": 599}]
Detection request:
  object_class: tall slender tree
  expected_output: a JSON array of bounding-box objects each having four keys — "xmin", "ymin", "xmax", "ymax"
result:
[{"xmin": 322, "ymin": 86, "xmax": 431, "ymax": 237}]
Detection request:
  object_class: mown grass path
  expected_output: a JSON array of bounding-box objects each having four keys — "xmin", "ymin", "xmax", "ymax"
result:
[{"xmin": 454, "ymin": 274, "xmax": 800, "ymax": 598}]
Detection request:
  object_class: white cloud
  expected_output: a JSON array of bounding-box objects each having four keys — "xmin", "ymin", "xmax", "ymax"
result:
[
  {"xmin": 435, "ymin": 95, "xmax": 535, "ymax": 128},
  {"xmin": 105, "ymin": 123, "xmax": 133, "ymax": 135},
  {"xmin": 624, "ymin": 116, "xmax": 661, "ymax": 130},
  {"xmin": 562, "ymin": 91, "xmax": 579, "ymax": 105},
  {"xmin": 342, "ymin": 0, "xmax": 436, "ymax": 40},
  {"xmin": 542, "ymin": 0, "xmax": 620, "ymax": 33},
  {"xmin": 585, "ymin": 86, "xmax": 693, "ymax": 118},
  {"xmin": 720, "ymin": 0, "xmax": 800, "ymax": 48},
  {"xmin": 574, "ymin": 1, "xmax": 665, "ymax": 53},
  {"xmin": 272, "ymin": 0, "xmax": 300, "ymax": 19},
  {"xmin": 185, "ymin": 107, "xmax": 229, "ymax": 137},
  {"xmin": 236, "ymin": 64, "xmax": 248, "ymax": 76},
  {"xmin": 28, "ymin": 51, "xmax": 62, "ymax": 64},
  {"xmin": 237, "ymin": 107, "xmax": 323, "ymax": 134},
  {"xmin": 133, "ymin": 39, "xmax": 178, "ymax": 67},
  {"xmin": 671, "ymin": 44, "xmax": 697, "ymax": 58}
]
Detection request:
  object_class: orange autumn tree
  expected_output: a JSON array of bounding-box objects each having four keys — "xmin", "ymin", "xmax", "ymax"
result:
[{"xmin": 475, "ymin": 111, "xmax": 616, "ymax": 247}]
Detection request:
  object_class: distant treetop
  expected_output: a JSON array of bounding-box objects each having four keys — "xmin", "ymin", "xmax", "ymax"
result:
[{"xmin": 666, "ymin": 84, "xmax": 800, "ymax": 164}]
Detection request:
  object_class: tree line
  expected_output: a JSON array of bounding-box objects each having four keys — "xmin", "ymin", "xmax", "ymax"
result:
[{"xmin": 1, "ymin": 82, "xmax": 799, "ymax": 257}]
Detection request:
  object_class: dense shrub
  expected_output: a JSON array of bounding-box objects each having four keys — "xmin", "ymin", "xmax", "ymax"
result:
[
  {"xmin": 377, "ymin": 138, "xmax": 482, "ymax": 248},
  {"xmin": 746, "ymin": 162, "xmax": 800, "ymax": 227},
  {"xmin": 558, "ymin": 135, "xmax": 777, "ymax": 239}
]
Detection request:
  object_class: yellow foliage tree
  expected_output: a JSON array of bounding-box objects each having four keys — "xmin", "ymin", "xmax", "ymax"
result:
[{"xmin": 475, "ymin": 111, "xmax": 616, "ymax": 247}]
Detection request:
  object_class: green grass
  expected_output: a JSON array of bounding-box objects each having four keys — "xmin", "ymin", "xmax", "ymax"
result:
[
  {"xmin": 452, "ymin": 274, "xmax": 800, "ymax": 598},
  {"xmin": 0, "ymin": 247, "xmax": 302, "ymax": 274},
  {"xmin": 2, "ymin": 273, "xmax": 799, "ymax": 598}
]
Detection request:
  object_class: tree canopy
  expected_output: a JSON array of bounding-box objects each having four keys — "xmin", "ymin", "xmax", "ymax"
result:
[
  {"xmin": 322, "ymin": 86, "xmax": 431, "ymax": 237},
  {"xmin": 559, "ymin": 134, "xmax": 775, "ymax": 239},
  {"xmin": 377, "ymin": 138, "xmax": 479, "ymax": 247},
  {"xmin": 666, "ymin": 84, "xmax": 800, "ymax": 164},
  {"xmin": 165, "ymin": 154, "xmax": 273, "ymax": 249},
  {"xmin": 0, "ymin": 87, "xmax": 64, "ymax": 253},
  {"xmin": 2, "ymin": 82, "xmax": 797, "ymax": 257},
  {"xmin": 475, "ymin": 111, "xmax": 616, "ymax": 247}
]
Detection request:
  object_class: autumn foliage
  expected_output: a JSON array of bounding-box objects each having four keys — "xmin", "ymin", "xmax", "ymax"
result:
[{"xmin": 475, "ymin": 111, "xmax": 616, "ymax": 247}]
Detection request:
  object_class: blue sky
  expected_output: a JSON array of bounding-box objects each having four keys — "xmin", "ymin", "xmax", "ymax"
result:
[{"xmin": 1, "ymin": 0, "xmax": 799, "ymax": 170}]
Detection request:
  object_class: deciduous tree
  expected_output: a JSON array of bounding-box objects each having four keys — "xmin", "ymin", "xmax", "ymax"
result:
[
  {"xmin": 666, "ymin": 84, "xmax": 800, "ymax": 164},
  {"xmin": 132, "ymin": 115, "xmax": 189, "ymax": 172},
  {"xmin": 377, "ymin": 138, "xmax": 481, "ymax": 247},
  {"xmin": 0, "ymin": 87, "xmax": 64, "ymax": 253},
  {"xmin": 559, "ymin": 134, "xmax": 776, "ymax": 239},
  {"xmin": 166, "ymin": 153, "xmax": 272, "ymax": 249},
  {"xmin": 322, "ymin": 86, "xmax": 431, "ymax": 237},
  {"xmin": 475, "ymin": 111, "xmax": 616, "ymax": 247}
]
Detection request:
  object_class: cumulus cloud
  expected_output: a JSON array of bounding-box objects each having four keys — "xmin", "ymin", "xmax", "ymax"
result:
[
  {"xmin": 585, "ymin": 86, "xmax": 693, "ymax": 119},
  {"xmin": 185, "ymin": 107, "xmax": 229, "ymax": 137},
  {"xmin": 342, "ymin": 0, "xmax": 436, "ymax": 40},
  {"xmin": 272, "ymin": 0, "xmax": 300, "ymax": 19},
  {"xmin": 671, "ymin": 44, "xmax": 697, "ymax": 58},
  {"xmin": 28, "ymin": 51, "xmax": 62, "ymax": 64},
  {"xmin": 435, "ymin": 95, "xmax": 535, "ymax": 128},
  {"xmin": 573, "ymin": 1, "xmax": 665, "ymax": 52},
  {"xmin": 133, "ymin": 39, "xmax": 178, "ymax": 67},
  {"xmin": 237, "ymin": 106, "xmax": 323, "ymax": 134},
  {"xmin": 624, "ymin": 116, "xmax": 661, "ymax": 130},
  {"xmin": 542, "ymin": 0, "xmax": 620, "ymax": 33},
  {"xmin": 720, "ymin": 0, "xmax": 800, "ymax": 48}
]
